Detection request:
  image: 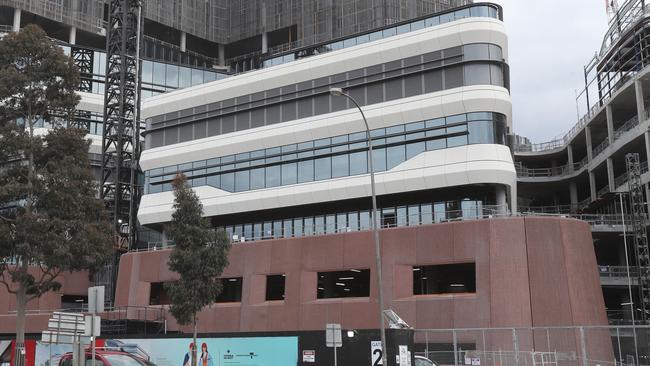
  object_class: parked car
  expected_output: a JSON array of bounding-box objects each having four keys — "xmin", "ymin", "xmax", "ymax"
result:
[
  {"xmin": 415, "ymin": 355, "xmax": 438, "ymax": 366},
  {"xmin": 58, "ymin": 346, "xmax": 153, "ymax": 366}
]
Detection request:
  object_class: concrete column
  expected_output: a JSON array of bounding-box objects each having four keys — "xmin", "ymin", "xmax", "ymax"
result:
[
  {"xmin": 180, "ymin": 32, "xmax": 186, "ymax": 52},
  {"xmin": 646, "ymin": 184, "xmax": 650, "ymax": 217},
  {"xmin": 218, "ymin": 44, "xmax": 225, "ymax": 66},
  {"xmin": 496, "ymin": 185, "xmax": 508, "ymax": 215},
  {"xmin": 69, "ymin": 26, "xmax": 76, "ymax": 45},
  {"xmin": 570, "ymin": 182, "xmax": 578, "ymax": 207},
  {"xmin": 607, "ymin": 158, "xmax": 615, "ymax": 191},
  {"xmin": 589, "ymin": 171, "xmax": 597, "ymax": 202},
  {"xmin": 567, "ymin": 144, "xmax": 575, "ymax": 173},
  {"xmin": 262, "ymin": 32, "xmax": 268, "ymax": 54},
  {"xmin": 636, "ymin": 79, "xmax": 646, "ymax": 121},
  {"xmin": 12, "ymin": 8, "xmax": 21, "ymax": 32},
  {"xmin": 606, "ymin": 105, "xmax": 615, "ymax": 144},
  {"xmin": 645, "ymin": 131, "xmax": 650, "ymax": 173},
  {"xmin": 586, "ymin": 126, "xmax": 593, "ymax": 162}
]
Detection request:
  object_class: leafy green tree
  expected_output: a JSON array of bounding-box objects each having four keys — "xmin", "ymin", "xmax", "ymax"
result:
[
  {"xmin": 165, "ymin": 174, "xmax": 231, "ymax": 366},
  {"xmin": 0, "ymin": 25, "xmax": 113, "ymax": 358}
]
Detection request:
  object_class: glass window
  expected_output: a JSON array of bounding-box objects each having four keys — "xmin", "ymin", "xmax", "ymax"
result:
[
  {"xmin": 411, "ymin": 20, "xmax": 425, "ymax": 31},
  {"xmin": 464, "ymin": 64, "xmax": 491, "ymax": 85},
  {"xmin": 434, "ymin": 202, "xmax": 446, "ymax": 223},
  {"xmin": 439, "ymin": 12, "xmax": 454, "ymax": 24},
  {"xmin": 471, "ymin": 5, "xmax": 490, "ymax": 17},
  {"xmin": 273, "ymin": 220, "xmax": 282, "ymax": 238},
  {"xmin": 382, "ymin": 27, "xmax": 396, "ymax": 37},
  {"xmin": 349, "ymin": 151, "xmax": 368, "ymax": 175},
  {"xmin": 191, "ymin": 68, "xmax": 204, "ymax": 86},
  {"xmin": 317, "ymin": 270, "xmax": 370, "ymax": 299},
  {"xmin": 489, "ymin": 44, "xmax": 503, "ymax": 60},
  {"xmin": 372, "ymin": 148, "xmax": 387, "ymax": 172},
  {"xmin": 454, "ymin": 8, "xmax": 471, "ymax": 20},
  {"xmin": 348, "ymin": 212, "xmax": 359, "ymax": 231},
  {"xmin": 360, "ymin": 211, "xmax": 371, "ymax": 230},
  {"xmin": 413, "ymin": 263, "xmax": 476, "ymax": 295},
  {"xmin": 266, "ymin": 274, "xmax": 286, "ymax": 301},
  {"xmin": 142, "ymin": 60, "xmax": 153, "ymax": 84},
  {"xmin": 337, "ymin": 213, "xmax": 348, "ymax": 232},
  {"xmin": 215, "ymin": 277, "xmax": 243, "ymax": 302},
  {"xmin": 407, "ymin": 205, "xmax": 420, "ymax": 226},
  {"xmin": 332, "ymin": 154, "xmax": 349, "ymax": 178},
  {"xmin": 356, "ymin": 34, "xmax": 370, "ymax": 44},
  {"xmin": 368, "ymin": 31, "xmax": 383, "ymax": 41},
  {"xmin": 397, "ymin": 206, "xmax": 408, "ymax": 227},
  {"xmin": 298, "ymin": 160, "xmax": 314, "ymax": 183},
  {"xmin": 326, "ymin": 214, "xmax": 336, "ymax": 234},
  {"xmin": 207, "ymin": 174, "xmax": 220, "ymax": 188},
  {"xmin": 382, "ymin": 208, "xmax": 396, "ymax": 228},
  {"xmin": 387, "ymin": 145, "xmax": 406, "ymax": 170},
  {"xmin": 221, "ymin": 172, "xmax": 234, "ymax": 192},
  {"xmin": 406, "ymin": 142, "xmax": 426, "ymax": 159},
  {"xmin": 153, "ymin": 62, "xmax": 166, "ymax": 85},
  {"xmin": 343, "ymin": 38, "xmax": 357, "ymax": 48},
  {"xmin": 263, "ymin": 222, "xmax": 272, "ymax": 239},
  {"xmin": 468, "ymin": 120, "xmax": 494, "ymax": 144},
  {"xmin": 235, "ymin": 170, "xmax": 250, "ymax": 192},
  {"xmin": 315, "ymin": 157, "xmax": 332, "ymax": 180},
  {"xmin": 396, "ymin": 24, "xmax": 411, "ymax": 35},
  {"xmin": 266, "ymin": 165, "xmax": 281, "ymax": 187},
  {"xmin": 244, "ymin": 224, "xmax": 253, "ymax": 241},
  {"xmin": 165, "ymin": 64, "xmax": 179, "ymax": 88},
  {"xmin": 179, "ymin": 67, "xmax": 191, "ymax": 88},
  {"xmin": 421, "ymin": 204, "xmax": 433, "ymax": 224},
  {"xmin": 293, "ymin": 218, "xmax": 303, "ymax": 237},
  {"xmin": 490, "ymin": 64, "xmax": 504, "ymax": 87},
  {"xmin": 281, "ymin": 162, "xmax": 298, "ymax": 185},
  {"xmin": 304, "ymin": 217, "xmax": 314, "ymax": 236},
  {"xmin": 447, "ymin": 135, "xmax": 468, "ymax": 148},
  {"xmin": 315, "ymin": 216, "xmax": 325, "ymax": 234},
  {"xmin": 462, "ymin": 200, "xmax": 482, "ymax": 219},
  {"xmin": 463, "ymin": 44, "xmax": 490, "ymax": 61},
  {"xmin": 425, "ymin": 16, "xmax": 440, "ymax": 27},
  {"xmin": 283, "ymin": 219, "xmax": 293, "ymax": 238},
  {"xmin": 254, "ymin": 223, "xmax": 262, "ymax": 240}
]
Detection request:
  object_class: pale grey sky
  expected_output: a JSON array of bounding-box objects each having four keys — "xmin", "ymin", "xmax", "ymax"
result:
[{"xmin": 490, "ymin": 0, "xmax": 609, "ymax": 142}]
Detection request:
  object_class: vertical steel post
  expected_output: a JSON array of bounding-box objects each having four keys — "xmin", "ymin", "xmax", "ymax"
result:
[
  {"xmin": 453, "ymin": 330, "xmax": 458, "ymax": 366},
  {"xmin": 579, "ymin": 327, "xmax": 588, "ymax": 366},
  {"xmin": 512, "ymin": 329, "xmax": 519, "ymax": 366}
]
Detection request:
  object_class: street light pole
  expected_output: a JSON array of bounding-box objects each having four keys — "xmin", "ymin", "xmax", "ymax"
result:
[{"xmin": 330, "ymin": 87, "xmax": 387, "ymax": 366}]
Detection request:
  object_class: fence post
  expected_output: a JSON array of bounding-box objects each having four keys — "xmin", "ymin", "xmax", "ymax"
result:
[
  {"xmin": 425, "ymin": 332, "xmax": 429, "ymax": 360},
  {"xmin": 616, "ymin": 327, "xmax": 622, "ymax": 365},
  {"xmin": 453, "ymin": 330, "xmax": 458, "ymax": 366},
  {"xmin": 579, "ymin": 327, "xmax": 588, "ymax": 366},
  {"xmin": 512, "ymin": 329, "xmax": 519, "ymax": 366}
]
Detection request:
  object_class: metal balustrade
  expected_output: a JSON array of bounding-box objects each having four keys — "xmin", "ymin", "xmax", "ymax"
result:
[
  {"xmin": 599, "ymin": 266, "xmax": 640, "ymax": 278},
  {"xmin": 614, "ymin": 115, "xmax": 640, "ymax": 140},
  {"xmin": 130, "ymin": 211, "xmax": 643, "ymax": 253},
  {"xmin": 593, "ymin": 138, "xmax": 610, "ymax": 158},
  {"xmin": 515, "ymin": 160, "xmax": 587, "ymax": 178}
]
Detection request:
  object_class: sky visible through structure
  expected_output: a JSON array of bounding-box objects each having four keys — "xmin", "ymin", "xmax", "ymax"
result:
[{"xmin": 491, "ymin": 0, "xmax": 609, "ymax": 143}]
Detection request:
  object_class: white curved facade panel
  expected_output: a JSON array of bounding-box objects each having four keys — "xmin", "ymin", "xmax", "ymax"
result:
[
  {"xmin": 141, "ymin": 18, "xmax": 508, "ymax": 119},
  {"xmin": 138, "ymin": 144, "xmax": 516, "ymax": 225},
  {"xmin": 140, "ymin": 86, "xmax": 512, "ymax": 171}
]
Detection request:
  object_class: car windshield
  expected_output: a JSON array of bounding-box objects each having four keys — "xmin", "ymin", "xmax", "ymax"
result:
[
  {"xmin": 102, "ymin": 355, "xmax": 147, "ymax": 366},
  {"xmin": 415, "ymin": 357, "xmax": 434, "ymax": 366}
]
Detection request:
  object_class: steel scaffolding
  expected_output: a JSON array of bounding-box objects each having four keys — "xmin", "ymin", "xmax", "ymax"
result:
[{"xmin": 626, "ymin": 153, "xmax": 650, "ymax": 323}]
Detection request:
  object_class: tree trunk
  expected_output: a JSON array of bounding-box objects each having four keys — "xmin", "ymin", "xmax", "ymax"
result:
[
  {"xmin": 192, "ymin": 315, "xmax": 197, "ymax": 366},
  {"xmin": 15, "ymin": 275, "xmax": 27, "ymax": 366}
]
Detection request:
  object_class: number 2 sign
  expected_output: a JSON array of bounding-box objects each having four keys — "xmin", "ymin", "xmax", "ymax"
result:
[{"xmin": 371, "ymin": 341, "xmax": 383, "ymax": 366}]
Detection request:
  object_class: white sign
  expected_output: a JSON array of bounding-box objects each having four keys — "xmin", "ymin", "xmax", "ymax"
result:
[
  {"xmin": 371, "ymin": 341, "xmax": 383, "ymax": 366},
  {"xmin": 88, "ymin": 286, "xmax": 105, "ymax": 313},
  {"xmin": 302, "ymin": 350, "xmax": 315, "ymax": 363},
  {"xmin": 471, "ymin": 358, "xmax": 481, "ymax": 366},
  {"xmin": 325, "ymin": 323, "xmax": 342, "ymax": 348},
  {"xmin": 399, "ymin": 345, "xmax": 408, "ymax": 366},
  {"xmin": 465, "ymin": 357, "xmax": 472, "ymax": 365},
  {"xmin": 84, "ymin": 315, "xmax": 101, "ymax": 337}
]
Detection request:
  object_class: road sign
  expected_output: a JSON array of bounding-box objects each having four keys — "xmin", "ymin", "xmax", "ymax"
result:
[
  {"xmin": 88, "ymin": 286, "xmax": 105, "ymax": 313},
  {"xmin": 41, "ymin": 331, "xmax": 91, "ymax": 344},
  {"xmin": 84, "ymin": 316, "xmax": 101, "ymax": 337},
  {"xmin": 325, "ymin": 323, "xmax": 342, "ymax": 348},
  {"xmin": 302, "ymin": 350, "xmax": 315, "ymax": 363},
  {"xmin": 371, "ymin": 341, "xmax": 383, "ymax": 366}
]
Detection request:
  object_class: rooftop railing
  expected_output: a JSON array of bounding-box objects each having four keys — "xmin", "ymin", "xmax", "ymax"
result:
[
  {"xmin": 515, "ymin": 160, "xmax": 587, "ymax": 178},
  {"xmin": 130, "ymin": 211, "xmax": 641, "ymax": 253}
]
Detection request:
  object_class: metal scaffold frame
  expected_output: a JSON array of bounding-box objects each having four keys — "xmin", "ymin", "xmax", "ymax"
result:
[
  {"xmin": 71, "ymin": 47, "xmax": 94, "ymax": 93},
  {"xmin": 100, "ymin": 0, "xmax": 143, "ymax": 301},
  {"xmin": 626, "ymin": 153, "xmax": 650, "ymax": 323}
]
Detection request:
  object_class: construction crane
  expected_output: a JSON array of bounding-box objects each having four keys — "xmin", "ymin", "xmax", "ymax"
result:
[{"xmin": 99, "ymin": 0, "xmax": 144, "ymax": 305}]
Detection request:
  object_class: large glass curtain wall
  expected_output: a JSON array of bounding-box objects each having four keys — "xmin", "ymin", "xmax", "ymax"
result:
[
  {"xmin": 221, "ymin": 199, "xmax": 490, "ymax": 243},
  {"xmin": 62, "ymin": 46, "xmax": 228, "ymax": 99},
  {"xmin": 144, "ymin": 112, "xmax": 507, "ymax": 194}
]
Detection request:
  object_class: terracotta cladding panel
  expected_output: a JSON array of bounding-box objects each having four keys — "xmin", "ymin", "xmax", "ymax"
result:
[
  {"xmin": 524, "ymin": 217, "xmax": 574, "ymax": 327},
  {"xmin": 489, "ymin": 218, "xmax": 531, "ymax": 327},
  {"xmin": 2, "ymin": 218, "xmax": 611, "ymax": 334}
]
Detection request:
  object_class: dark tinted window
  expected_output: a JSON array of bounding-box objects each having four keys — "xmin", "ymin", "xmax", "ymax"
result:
[
  {"xmin": 216, "ymin": 278, "xmax": 243, "ymax": 302},
  {"xmin": 413, "ymin": 263, "xmax": 476, "ymax": 295},
  {"xmin": 317, "ymin": 270, "xmax": 370, "ymax": 299}
]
